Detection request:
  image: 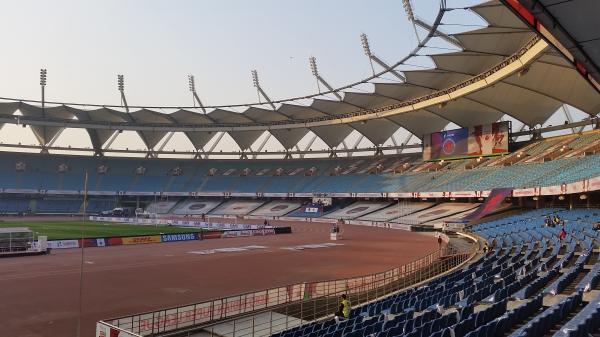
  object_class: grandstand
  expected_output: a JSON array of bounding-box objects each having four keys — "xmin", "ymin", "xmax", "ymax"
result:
[{"xmin": 2, "ymin": 0, "xmax": 600, "ymax": 336}]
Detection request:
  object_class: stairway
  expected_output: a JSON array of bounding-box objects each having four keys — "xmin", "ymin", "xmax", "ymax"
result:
[
  {"xmin": 559, "ymin": 270, "xmax": 588, "ymax": 295},
  {"xmin": 502, "ymin": 307, "xmax": 545, "ymax": 336},
  {"xmin": 540, "ymin": 301, "xmax": 585, "ymax": 337}
]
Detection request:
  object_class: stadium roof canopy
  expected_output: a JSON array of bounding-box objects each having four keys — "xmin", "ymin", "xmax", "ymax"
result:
[
  {"xmin": 504, "ymin": 0, "xmax": 600, "ymax": 93},
  {"xmin": 0, "ymin": 0, "xmax": 599, "ymax": 157}
]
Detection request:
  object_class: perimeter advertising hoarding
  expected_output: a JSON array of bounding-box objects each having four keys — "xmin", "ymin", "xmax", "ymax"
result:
[{"xmin": 423, "ymin": 121, "xmax": 509, "ymax": 161}]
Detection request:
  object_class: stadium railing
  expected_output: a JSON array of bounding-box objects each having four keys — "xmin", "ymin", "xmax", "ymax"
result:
[{"xmin": 98, "ymin": 244, "xmax": 476, "ymax": 337}]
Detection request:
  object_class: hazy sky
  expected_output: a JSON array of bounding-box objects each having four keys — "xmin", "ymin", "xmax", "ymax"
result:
[{"xmin": 0, "ymin": 0, "xmax": 482, "ymax": 107}]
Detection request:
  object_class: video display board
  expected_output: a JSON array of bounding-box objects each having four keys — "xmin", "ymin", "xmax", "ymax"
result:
[{"xmin": 423, "ymin": 121, "xmax": 509, "ymax": 161}]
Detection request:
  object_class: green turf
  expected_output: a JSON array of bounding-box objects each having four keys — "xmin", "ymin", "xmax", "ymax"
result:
[{"xmin": 0, "ymin": 221, "xmax": 202, "ymax": 240}]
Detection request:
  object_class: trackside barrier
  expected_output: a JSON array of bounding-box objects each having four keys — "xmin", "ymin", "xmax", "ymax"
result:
[
  {"xmin": 45, "ymin": 228, "xmax": 278, "ymax": 250},
  {"xmin": 98, "ymin": 244, "xmax": 475, "ymax": 337},
  {"xmin": 97, "ymin": 321, "xmax": 142, "ymax": 337}
]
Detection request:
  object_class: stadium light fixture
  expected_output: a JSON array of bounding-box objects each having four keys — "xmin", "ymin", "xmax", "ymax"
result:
[
  {"xmin": 402, "ymin": 0, "xmax": 415, "ymax": 22},
  {"xmin": 309, "ymin": 56, "xmax": 319, "ymax": 77},
  {"xmin": 359, "ymin": 33, "xmax": 403, "ymax": 80},
  {"xmin": 39, "ymin": 69, "xmax": 47, "ymax": 86},
  {"xmin": 117, "ymin": 74, "xmax": 125, "ymax": 92},
  {"xmin": 249, "ymin": 69, "xmax": 277, "ymax": 110},
  {"xmin": 40, "ymin": 68, "xmax": 47, "ymax": 107},
  {"xmin": 360, "ymin": 33, "xmax": 371, "ymax": 57},
  {"xmin": 187, "ymin": 74, "xmax": 207, "ymax": 113},
  {"xmin": 117, "ymin": 74, "xmax": 129, "ymax": 113},
  {"xmin": 251, "ymin": 70, "xmax": 260, "ymax": 88},
  {"xmin": 188, "ymin": 75, "xmax": 196, "ymax": 92}
]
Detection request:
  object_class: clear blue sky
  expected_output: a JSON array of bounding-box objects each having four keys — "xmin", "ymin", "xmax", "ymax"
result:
[{"xmin": 0, "ymin": 0, "xmax": 483, "ymax": 108}]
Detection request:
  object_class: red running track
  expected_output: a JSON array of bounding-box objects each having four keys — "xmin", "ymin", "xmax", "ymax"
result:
[{"xmin": 0, "ymin": 220, "xmax": 438, "ymax": 337}]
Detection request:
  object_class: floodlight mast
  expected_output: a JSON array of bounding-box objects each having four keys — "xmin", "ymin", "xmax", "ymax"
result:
[
  {"xmin": 117, "ymin": 74, "xmax": 129, "ymax": 113},
  {"xmin": 40, "ymin": 69, "xmax": 47, "ymax": 108},
  {"xmin": 251, "ymin": 70, "xmax": 276, "ymax": 110},
  {"xmin": 360, "ymin": 34, "xmax": 405, "ymax": 81},
  {"xmin": 307, "ymin": 56, "xmax": 342, "ymax": 100},
  {"xmin": 188, "ymin": 75, "xmax": 207, "ymax": 113}
]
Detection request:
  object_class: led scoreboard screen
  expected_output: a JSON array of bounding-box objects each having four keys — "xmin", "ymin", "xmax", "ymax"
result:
[{"xmin": 423, "ymin": 121, "xmax": 509, "ymax": 161}]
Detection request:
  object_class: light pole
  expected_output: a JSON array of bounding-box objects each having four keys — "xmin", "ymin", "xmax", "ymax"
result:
[
  {"xmin": 117, "ymin": 74, "xmax": 129, "ymax": 113},
  {"xmin": 40, "ymin": 69, "xmax": 47, "ymax": 107},
  {"xmin": 188, "ymin": 74, "xmax": 207, "ymax": 113}
]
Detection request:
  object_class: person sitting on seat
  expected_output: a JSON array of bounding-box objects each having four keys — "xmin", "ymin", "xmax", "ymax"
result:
[{"xmin": 335, "ymin": 294, "xmax": 351, "ymax": 323}]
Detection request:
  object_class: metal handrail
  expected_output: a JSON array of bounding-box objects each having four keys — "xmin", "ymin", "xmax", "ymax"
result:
[{"xmin": 101, "ymin": 244, "xmax": 475, "ymax": 336}]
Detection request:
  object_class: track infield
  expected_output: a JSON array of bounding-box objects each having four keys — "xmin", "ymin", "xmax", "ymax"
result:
[{"xmin": 0, "ymin": 219, "xmax": 441, "ymax": 337}]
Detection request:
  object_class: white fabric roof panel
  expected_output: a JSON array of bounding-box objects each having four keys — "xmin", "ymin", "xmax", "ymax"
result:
[
  {"xmin": 404, "ymin": 70, "xmax": 471, "ymax": 91},
  {"xmin": 374, "ymin": 83, "xmax": 433, "ymax": 101},
  {"xmin": 310, "ymin": 99, "xmax": 357, "ymax": 116},
  {"xmin": 0, "ymin": 102, "xmax": 20, "ymax": 133},
  {"xmin": 18, "ymin": 103, "xmax": 72, "ymax": 145},
  {"xmin": 168, "ymin": 109, "xmax": 215, "ymax": 124},
  {"xmin": 530, "ymin": 0, "xmax": 600, "ymax": 83},
  {"xmin": 209, "ymin": 109, "xmax": 255, "ymax": 123},
  {"xmin": 387, "ymin": 110, "xmax": 450, "ymax": 138},
  {"xmin": 454, "ymin": 28, "xmax": 534, "ymax": 56},
  {"xmin": 466, "ymin": 81, "xmax": 563, "ymax": 127},
  {"xmin": 502, "ymin": 56, "xmax": 600, "ymax": 115},
  {"xmin": 426, "ymin": 98, "xmax": 504, "ymax": 127},
  {"xmin": 228, "ymin": 130, "xmax": 264, "ymax": 150},
  {"xmin": 168, "ymin": 110, "xmax": 216, "ymax": 149},
  {"xmin": 471, "ymin": 1, "xmax": 528, "ymax": 29},
  {"xmin": 129, "ymin": 109, "xmax": 173, "ymax": 150},
  {"xmin": 431, "ymin": 53, "xmax": 504, "ymax": 77},
  {"xmin": 0, "ymin": 102, "xmax": 19, "ymax": 116},
  {"xmin": 310, "ymin": 124, "xmax": 354, "ymax": 148},
  {"xmin": 270, "ymin": 128, "xmax": 309, "ymax": 150},
  {"xmin": 244, "ymin": 107, "xmax": 288, "ymax": 122},
  {"xmin": 343, "ymin": 92, "xmax": 400, "ymax": 109},
  {"xmin": 278, "ymin": 103, "xmax": 325, "ymax": 119},
  {"xmin": 350, "ymin": 119, "xmax": 399, "ymax": 146}
]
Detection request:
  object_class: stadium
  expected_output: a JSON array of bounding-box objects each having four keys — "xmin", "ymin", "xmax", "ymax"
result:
[{"xmin": 1, "ymin": 0, "xmax": 600, "ymax": 336}]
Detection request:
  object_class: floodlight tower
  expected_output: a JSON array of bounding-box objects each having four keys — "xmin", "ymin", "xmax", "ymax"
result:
[
  {"xmin": 117, "ymin": 74, "xmax": 129, "ymax": 113},
  {"xmin": 251, "ymin": 70, "xmax": 276, "ymax": 110},
  {"xmin": 360, "ymin": 33, "xmax": 405, "ymax": 81},
  {"xmin": 40, "ymin": 69, "xmax": 47, "ymax": 107},
  {"xmin": 308, "ymin": 56, "xmax": 342, "ymax": 100},
  {"xmin": 402, "ymin": 0, "xmax": 462, "ymax": 49},
  {"xmin": 188, "ymin": 75, "xmax": 207, "ymax": 113}
]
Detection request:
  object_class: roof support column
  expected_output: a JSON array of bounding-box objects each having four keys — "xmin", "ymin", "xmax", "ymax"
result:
[
  {"xmin": 348, "ymin": 135, "xmax": 364, "ymax": 157},
  {"xmin": 205, "ymin": 131, "xmax": 226, "ymax": 159},
  {"xmin": 103, "ymin": 130, "xmax": 121, "ymax": 152},
  {"xmin": 253, "ymin": 133, "xmax": 272, "ymax": 159},
  {"xmin": 300, "ymin": 134, "xmax": 317, "ymax": 159}
]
